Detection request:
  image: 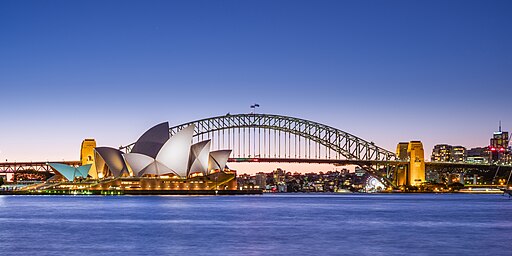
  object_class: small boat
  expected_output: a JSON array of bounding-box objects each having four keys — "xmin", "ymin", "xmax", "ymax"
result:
[
  {"xmin": 501, "ymin": 188, "xmax": 512, "ymax": 197},
  {"xmin": 499, "ymin": 169, "xmax": 512, "ymax": 198}
]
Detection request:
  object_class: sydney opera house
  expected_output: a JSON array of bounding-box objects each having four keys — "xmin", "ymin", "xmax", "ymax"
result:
[{"xmin": 42, "ymin": 122, "xmax": 242, "ymax": 194}]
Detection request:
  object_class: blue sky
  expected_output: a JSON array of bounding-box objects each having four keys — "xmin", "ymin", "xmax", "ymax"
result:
[{"xmin": 0, "ymin": 0, "xmax": 510, "ymax": 168}]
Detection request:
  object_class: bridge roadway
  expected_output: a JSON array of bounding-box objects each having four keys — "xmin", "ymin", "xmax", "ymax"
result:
[
  {"xmin": 229, "ymin": 158, "xmax": 512, "ymax": 171},
  {"xmin": 229, "ymin": 158, "xmax": 405, "ymax": 166},
  {"xmin": 0, "ymin": 161, "xmax": 81, "ymax": 173},
  {"xmin": 0, "ymin": 159, "xmax": 511, "ymax": 173}
]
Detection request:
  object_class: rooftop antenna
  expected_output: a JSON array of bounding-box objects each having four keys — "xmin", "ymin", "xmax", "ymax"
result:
[{"xmin": 499, "ymin": 120, "xmax": 502, "ymax": 132}]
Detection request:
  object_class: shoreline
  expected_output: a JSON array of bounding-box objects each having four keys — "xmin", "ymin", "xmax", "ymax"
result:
[
  {"xmin": 0, "ymin": 190, "xmax": 506, "ymax": 196},
  {"xmin": 0, "ymin": 189, "xmax": 263, "ymax": 196}
]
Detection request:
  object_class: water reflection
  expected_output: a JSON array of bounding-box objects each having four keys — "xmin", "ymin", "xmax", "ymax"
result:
[{"xmin": 0, "ymin": 194, "xmax": 511, "ymax": 256}]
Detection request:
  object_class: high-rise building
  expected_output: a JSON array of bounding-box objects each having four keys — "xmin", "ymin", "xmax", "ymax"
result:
[
  {"xmin": 489, "ymin": 122, "xmax": 509, "ymax": 163},
  {"xmin": 451, "ymin": 146, "xmax": 466, "ymax": 162},
  {"xmin": 431, "ymin": 144, "xmax": 452, "ymax": 162},
  {"xmin": 255, "ymin": 172, "xmax": 267, "ymax": 189},
  {"xmin": 431, "ymin": 144, "xmax": 466, "ymax": 162}
]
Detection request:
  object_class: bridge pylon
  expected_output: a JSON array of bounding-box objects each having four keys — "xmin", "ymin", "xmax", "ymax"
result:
[{"xmin": 395, "ymin": 141, "xmax": 426, "ymax": 187}]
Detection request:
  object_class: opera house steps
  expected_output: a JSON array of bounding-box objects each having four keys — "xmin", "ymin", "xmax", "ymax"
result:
[{"xmin": 6, "ymin": 170, "xmax": 262, "ymax": 195}]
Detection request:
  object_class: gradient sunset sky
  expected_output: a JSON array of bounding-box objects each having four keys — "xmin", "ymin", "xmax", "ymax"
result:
[{"xmin": 0, "ymin": 0, "xmax": 510, "ymax": 173}]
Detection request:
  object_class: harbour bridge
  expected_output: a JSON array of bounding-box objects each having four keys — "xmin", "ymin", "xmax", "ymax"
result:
[
  {"xmin": 123, "ymin": 113, "xmax": 397, "ymax": 162},
  {"xmin": 1, "ymin": 113, "xmax": 511, "ymax": 187}
]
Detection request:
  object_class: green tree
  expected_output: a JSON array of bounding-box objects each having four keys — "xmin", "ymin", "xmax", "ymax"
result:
[{"xmin": 0, "ymin": 176, "xmax": 4, "ymax": 186}]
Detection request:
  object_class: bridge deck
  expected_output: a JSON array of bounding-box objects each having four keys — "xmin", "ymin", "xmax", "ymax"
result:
[{"xmin": 1, "ymin": 159, "xmax": 510, "ymax": 173}]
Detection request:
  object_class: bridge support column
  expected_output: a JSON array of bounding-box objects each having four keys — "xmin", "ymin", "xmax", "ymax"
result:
[
  {"xmin": 81, "ymin": 139, "xmax": 97, "ymax": 179},
  {"xmin": 396, "ymin": 141, "xmax": 425, "ymax": 187},
  {"xmin": 407, "ymin": 141, "xmax": 425, "ymax": 186}
]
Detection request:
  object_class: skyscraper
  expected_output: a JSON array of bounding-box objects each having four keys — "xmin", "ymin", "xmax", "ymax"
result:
[{"xmin": 489, "ymin": 122, "xmax": 509, "ymax": 163}]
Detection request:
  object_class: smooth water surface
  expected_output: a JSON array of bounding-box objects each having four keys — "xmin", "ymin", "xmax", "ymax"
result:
[{"xmin": 0, "ymin": 194, "xmax": 511, "ymax": 255}]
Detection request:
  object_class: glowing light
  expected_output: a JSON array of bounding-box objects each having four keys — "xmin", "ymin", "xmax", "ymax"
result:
[{"xmin": 365, "ymin": 176, "xmax": 384, "ymax": 192}]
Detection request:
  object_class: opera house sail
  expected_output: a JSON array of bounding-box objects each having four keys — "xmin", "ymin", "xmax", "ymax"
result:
[
  {"xmin": 48, "ymin": 163, "xmax": 91, "ymax": 181},
  {"xmin": 92, "ymin": 122, "xmax": 233, "ymax": 180}
]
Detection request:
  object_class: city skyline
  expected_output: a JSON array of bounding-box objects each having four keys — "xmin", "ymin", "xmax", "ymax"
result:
[
  {"xmin": 1, "ymin": 0, "xmax": 511, "ymax": 169},
  {"xmin": 2, "ymin": 2, "xmax": 511, "ymax": 256}
]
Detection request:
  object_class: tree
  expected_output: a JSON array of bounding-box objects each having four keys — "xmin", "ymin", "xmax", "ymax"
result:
[
  {"xmin": 448, "ymin": 182, "xmax": 464, "ymax": 191},
  {"xmin": 0, "ymin": 176, "xmax": 4, "ymax": 186}
]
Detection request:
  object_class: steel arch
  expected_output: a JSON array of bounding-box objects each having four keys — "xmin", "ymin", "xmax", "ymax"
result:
[{"xmin": 124, "ymin": 114, "xmax": 396, "ymax": 161}]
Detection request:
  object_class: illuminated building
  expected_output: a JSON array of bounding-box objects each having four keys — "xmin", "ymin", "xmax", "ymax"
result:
[
  {"xmin": 48, "ymin": 163, "xmax": 91, "ymax": 181},
  {"xmin": 489, "ymin": 122, "xmax": 509, "ymax": 163},
  {"xmin": 451, "ymin": 146, "xmax": 466, "ymax": 162},
  {"xmin": 467, "ymin": 147, "xmax": 489, "ymax": 163},
  {"xmin": 395, "ymin": 141, "xmax": 425, "ymax": 187},
  {"xmin": 431, "ymin": 144, "xmax": 466, "ymax": 162},
  {"xmin": 255, "ymin": 172, "xmax": 267, "ymax": 189},
  {"xmin": 80, "ymin": 139, "xmax": 97, "ymax": 178},
  {"xmin": 272, "ymin": 168, "xmax": 286, "ymax": 192},
  {"xmin": 431, "ymin": 144, "xmax": 452, "ymax": 162},
  {"xmin": 396, "ymin": 142, "xmax": 409, "ymax": 161},
  {"xmin": 407, "ymin": 141, "xmax": 425, "ymax": 186},
  {"xmin": 94, "ymin": 122, "xmax": 232, "ymax": 179},
  {"xmin": 273, "ymin": 168, "xmax": 285, "ymax": 183},
  {"xmin": 395, "ymin": 142, "xmax": 408, "ymax": 186}
]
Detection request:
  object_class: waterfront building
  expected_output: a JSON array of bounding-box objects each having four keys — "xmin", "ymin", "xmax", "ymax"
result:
[
  {"xmin": 93, "ymin": 123, "xmax": 231, "ymax": 179},
  {"xmin": 273, "ymin": 168, "xmax": 285, "ymax": 183},
  {"xmin": 237, "ymin": 173, "xmax": 255, "ymax": 190},
  {"xmin": 255, "ymin": 172, "xmax": 267, "ymax": 189},
  {"xmin": 431, "ymin": 144, "xmax": 466, "ymax": 162}
]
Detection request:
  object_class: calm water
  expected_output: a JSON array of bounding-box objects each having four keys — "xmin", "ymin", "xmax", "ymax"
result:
[{"xmin": 0, "ymin": 194, "xmax": 511, "ymax": 256}]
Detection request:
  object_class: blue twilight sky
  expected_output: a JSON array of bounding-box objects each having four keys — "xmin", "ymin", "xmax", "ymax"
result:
[{"xmin": 0, "ymin": 0, "xmax": 511, "ymax": 168}]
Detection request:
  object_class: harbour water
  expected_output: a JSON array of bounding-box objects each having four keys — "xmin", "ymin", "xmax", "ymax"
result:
[{"xmin": 0, "ymin": 194, "xmax": 511, "ymax": 255}]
